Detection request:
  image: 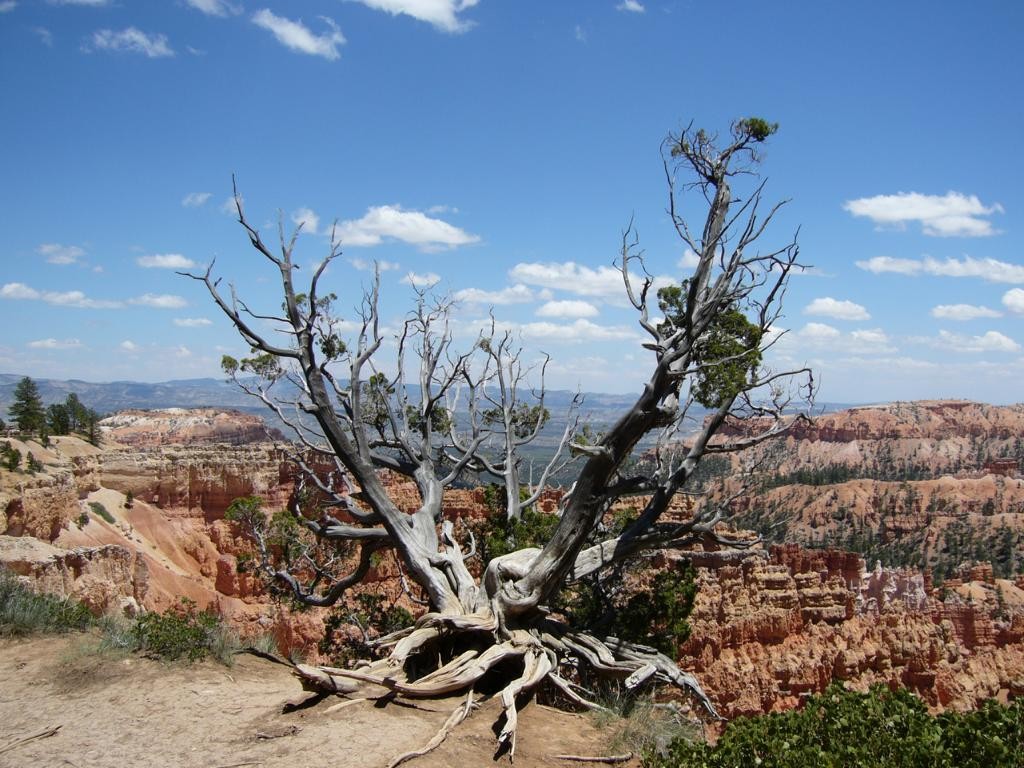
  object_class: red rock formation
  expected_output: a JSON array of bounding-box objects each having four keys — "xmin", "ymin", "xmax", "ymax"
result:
[{"xmin": 678, "ymin": 546, "xmax": 1024, "ymax": 718}]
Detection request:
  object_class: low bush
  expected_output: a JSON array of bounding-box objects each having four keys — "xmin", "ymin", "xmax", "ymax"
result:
[
  {"xmin": 88, "ymin": 501, "xmax": 116, "ymax": 524},
  {"xmin": 0, "ymin": 569, "xmax": 94, "ymax": 636},
  {"xmin": 131, "ymin": 597, "xmax": 238, "ymax": 663},
  {"xmin": 647, "ymin": 683, "xmax": 1024, "ymax": 768}
]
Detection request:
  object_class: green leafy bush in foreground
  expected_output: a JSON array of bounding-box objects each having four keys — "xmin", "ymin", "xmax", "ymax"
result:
[
  {"xmin": 647, "ymin": 683, "xmax": 1023, "ymax": 768},
  {"xmin": 131, "ymin": 597, "xmax": 234, "ymax": 662},
  {"xmin": 0, "ymin": 569, "xmax": 94, "ymax": 636},
  {"xmin": 1, "ymin": 570, "xmax": 243, "ymax": 664}
]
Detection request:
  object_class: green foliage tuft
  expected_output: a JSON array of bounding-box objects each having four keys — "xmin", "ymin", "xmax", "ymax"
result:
[
  {"xmin": 88, "ymin": 501, "xmax": 115, "ymax": 524},
  {"xmin": 131, "ymin": 597, "xmax": 231, "ymax": 662},
  {"xmin": 656, "ymin": 285, "xmax": 762, "ymax": 409},
  {"xmin": 736, "ymin": 117, "xmax": 779, "ymax": 142},
  {"xmin": 0, "ymin": 569, "xmax": 94, "ymax": 636},
  {"xmin": 646, "ymin": 683, "xmax": 1024, "ymax": 768}
]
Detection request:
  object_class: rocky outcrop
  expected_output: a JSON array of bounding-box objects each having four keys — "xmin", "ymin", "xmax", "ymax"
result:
[
  {"xmin": 101, "ymin": 408, "xmax": 285, "ymax": 447},
  {"xmin": 0, "ymin": 534, "xmax": 147, "ymax": 614},
  {"xmin": 678, "ymin": 545, "xmax": 1024, "ymax": 718},
  {"xmin": 90, "ymin": 444, "xmax": 292, "ymax": 520}
]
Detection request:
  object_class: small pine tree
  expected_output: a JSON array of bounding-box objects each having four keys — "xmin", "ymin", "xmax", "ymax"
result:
[
  {"xmin": 125, "ymin": 490, "xmax": 134, "ymax": 509},
  {"xmin": 8, "ymin": 377, "xmax": 45, "ymax": 436}
]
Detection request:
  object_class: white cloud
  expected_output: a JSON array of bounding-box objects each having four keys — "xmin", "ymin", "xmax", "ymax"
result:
[
  {"xmin": 251, "ymin": 10, "xmax": 345, "ymax": 60},
  {"xmin": 455, "ymin": 284, "xmax": 534, "ymax": 305},
  {"xmin": 1, "ymin": 282, "xmax": 122, "ymax": 309},
  {"xmin": 129, "ymin": 293, "xmax": 188, "ymax": 309},
  {"xmin": 120, "ymin": 340, "xmax": 138, "ymax": 351},
  {"xmin": 616, "ymin": 0, "xmax": 645, "ymax": 12},
  {"xmin": 91, "ymin": 28, "xmax": 175, "ymax": 58},
  {"xmin": 930, "ymin": 304, "xmax": 1002, "ymax": 321},
  {"xmin": 508, "ymin": 262, "xmax": 624, "ymax": 299},
  {"xmin": 34, "ymin": 27, "xmax": 54, "ymax": 47},
  {"xmin": 351, "ymin": 0, "xmax": 479, "ymax": 33},
  {"xmin": 175, "ymin": 345, "xmax": 192, "ymax": 358},
  {"xmin": 843, "ymin": 191, "xmax": 1003, "ymax": 237},
  {"xmin": 804, "ymin": 297, "xmax": 870, "ymax": 321},
  {"xmin": 400, "ymin": 271, "xmax": 441, "ymax": 288},
  {"xmin": 678, "ymin": 249, "xmax": 700, "ymax": 269},
  {"xmin": 220, "ymin": 195, "xmax": 241, "ymax": 215},
  {"xmin": 798, "ymin": 322, "xmax": 841, "ymax": 341},
  {"xmin": 49, "ymin": 0, "xmax": 110, "ymax": 5},
  {"xmin": 185, "ymin": 0, "xmax": 240, "ymax": 16},
  {"xmin": 536, "ymin": 299, "xmax": 599, "ymax": 318},
  {"xmin": 28, "ymin": 338, "xmax": 82, "ymax": 350},
  {"xmin": 337, "ymin": 205, "xmax": 479, "ymax": 250},
  {"xmin": 350, "ymin": 257, "xmax": 400, "ymax": 272},
  {"xmin": 856, "ymin": 255, "xmax": 1024, "ymax": 284},
  {"xmin": 174, "ymin": 317, "xmax": 213, "ymax": 327},
  {"xmin": 930, "ymin": 329, "xmax": 1020, "ymax": 353},
  {"xmin": 136, "ymin": 253, "xmax": 196, "ymax": 269},
  {"xmin": 0, "ymin": 2, "xmax": 16, "ymax": 12},
  {"xmin": 291, "ymin": 207, "xmax": 320, "ymax": 234},
  {"xmin": 849, "ymin": 329, "xmax": 890, "ymax": 347},
  {"xmin": 574, "ymin": 25, "xmax": 587, "ymax": 43},
  {"xmin": 518, "ymin": 318, "xmax": 637, "ymax": 343},
  {"xmin": 1002, "ymin": 289, "xmax": 1024, "ymax": 315},
  {"xmin": 37, "ymin": 243, "xmax": 85, "ymax": 265},
  {"xmin": 182, "ymin": 192, "xmax": 212, "ymax": 208}
]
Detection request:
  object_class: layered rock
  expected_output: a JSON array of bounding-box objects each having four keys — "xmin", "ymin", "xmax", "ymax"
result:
[
  {"xmin": 678, "ymin": 545, "xmax": 1024, "ymax": 717},
  {"xmin": 101, "ymin": 408, "xmax": 285, "ymax": 447}
]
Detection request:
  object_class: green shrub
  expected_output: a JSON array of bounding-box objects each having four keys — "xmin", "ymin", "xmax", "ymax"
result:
[
  {"xmin": 88, "ymin": 501, "xmax": 115, "ymax": 524},
  {"xmin": 646, "ymin": 683, "xmax": 1024, "ymax": 768},
  {"xmin": 0, "ymin": 569, "xmax": 94, "ymax": 636},
  {"xmin": 131, "ymin": 597, "xmax": 234, "ymax": 662},
  {"xmin": 319, "ymin": 592, "xmax": 414, "ymax": 666}
]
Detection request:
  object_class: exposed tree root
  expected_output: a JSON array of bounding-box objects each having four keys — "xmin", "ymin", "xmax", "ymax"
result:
[
  {"xmin": 553, "ymin": 753, "xmax": 634, "ymax": 764},
  {"xmin": 385, "ymin": 690, "xmax": 477, "ymax": 768},
  {"xmin": 294, "ymin": 611, "xmax": 719, "ymax": 755}
]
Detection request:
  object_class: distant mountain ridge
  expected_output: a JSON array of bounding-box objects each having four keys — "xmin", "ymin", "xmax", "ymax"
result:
[{"xmin": 0, "ymin": 373, "xmax": 856, "ymax": 423}]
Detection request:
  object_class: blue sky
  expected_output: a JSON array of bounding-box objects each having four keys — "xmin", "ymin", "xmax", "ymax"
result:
[{"xmin": 1, "ymin": 0, "xmax": 1022, "ymax": 404}]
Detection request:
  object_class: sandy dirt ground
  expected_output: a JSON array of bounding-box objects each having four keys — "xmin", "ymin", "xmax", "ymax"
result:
[{"xmin": 0, "ymin": 636, "xmax": 638, "ymax": 768}]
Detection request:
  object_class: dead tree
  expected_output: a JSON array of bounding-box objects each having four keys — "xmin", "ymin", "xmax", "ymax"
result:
[{"xmin": 184, "ymin": 117, "xmax": 813, "ymax": 756}]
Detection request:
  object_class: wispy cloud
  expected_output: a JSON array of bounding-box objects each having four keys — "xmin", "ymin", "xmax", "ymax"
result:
[
  {"xmin": 34, "ymin": 27, "xmax": 54, "ymax": 47},
  {"xmin": 182, "ymin": 191, "xmax": 212, "ymax": 208},
  {"xmin": 803, "ymin": 297, "xmax": 870, "ymax": 321},
  {"xmin": 844, "ymin": 191, "xmax": 1003, "ymax": 237},
  {"xmin": 1, "ymin": 282, "xmax": 122, "ymax": 309},
  {"xmin": 0, "ymin": 2, "xmax": 17, "ymax": 13},
  {"xmin": 351, "ymin": 0, "xmax": 479, "ymax": 33},
  {"xmin": 454, "ymin": 284, "xmax": 534, "ymax": 305},
  {"xmin": 136, "ymin": 254, "xmax": 196, "ymax": 269},
  {"xmin": 37, "ymin": 243, "xmax": 85, "ymax": 265},
  {"xmin": 508, "ymin": 261, "xmax": 667, "ymax": 301},
  {"xmin": 291, "ymin": 207, "xmax": 320, "ymax": 234},
  {"xmin": 929, "ymin": 329, "xmax": 1020, "ymax": 353},
  {"xmin": 184, "ymin": 0, "xmax": 240, "ymax": 17},
  {"xmin": 616, "ymin": 0, "xmax": 645, "ymax": 12},
  {"xmin": 536, "ymin": 299, "xmax": 599, "ymax": 318},
  {"xmin": 930, "ymin": 304, "xmax": 1002, "ymax": 321},
  {"xmin": 49, "ymin": 0, "xmax": 110, "ymax": 5},
  {"xmin": 129, "ymin": 293, "xmax": 188, "ymax": 309},
  {"xmin": 856, "ymin": 255, "xmax": 1024, "ymax": 284},
  {"xmin": 518, "ymin": 318, "xmax": 636, "ymax": 343},
  {"xmin": 338, "ymin": 205, "xmax": 479, "ymax": 250},
  {"xmin": 350, "ymin": 257, "xmax": 400, "ymax": 272},
  {"xmin": 28, "ymin": 338, "xmax": 83, "ymax": 349},
  {"xmin": 252, "ymin": 10, "xmax": 345, "ymax": 60},
  {"xmin": 400, "ymin": 271, "xmax": 441, "ymax": 288},
  {"xmin": 120, "ymin": 340, "xmax": 138, "ymax": 351},
  {"xmin": 174, "ymin": 317, "xmax": 213, "ymax": 327},
  {"xmin": 90, "ymin": 28, "xmax": 175, "ymax": 58}
]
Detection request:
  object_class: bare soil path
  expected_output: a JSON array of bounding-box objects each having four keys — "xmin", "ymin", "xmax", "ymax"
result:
[{"xmin": 0, "ymin": 636, "xmax": 634, "ymax": 768}]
